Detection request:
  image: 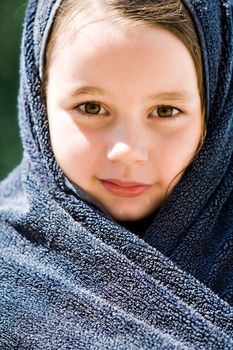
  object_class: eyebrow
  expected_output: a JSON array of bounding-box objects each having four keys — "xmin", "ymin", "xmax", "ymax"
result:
[
  {"xmin": 70, "ymin": 86, "xmax": 108, "ymax": 96},
  {"xmin": 148, "ymin": 91, "xmax": 193, "ymax": 102},
  {"xmin": 70, "ymin": 86, "xmax": 193, "ymax": 102}
]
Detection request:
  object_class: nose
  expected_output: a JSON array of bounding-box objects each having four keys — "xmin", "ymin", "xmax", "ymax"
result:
[{"xmin": 107, "ymin": 124, "xmax": 149, "ymax": 164}]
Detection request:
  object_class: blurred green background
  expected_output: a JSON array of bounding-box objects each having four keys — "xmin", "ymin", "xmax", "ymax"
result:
[{"xmin": 0, "ymin": 2, "xmax": 26, "ymax": 180}]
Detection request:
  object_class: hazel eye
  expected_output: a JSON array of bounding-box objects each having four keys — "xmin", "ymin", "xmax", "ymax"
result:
[
  {"xmin": 78, "ymin": 102, "xmax": 106, "ymax": 115},
  {"xmin": 152, "ymin": 106, "xmax": 180, "ymax": 118}
]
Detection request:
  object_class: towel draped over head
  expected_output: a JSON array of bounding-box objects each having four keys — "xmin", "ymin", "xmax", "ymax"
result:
[{"xmin": 0, "ymin": 0, "xmax": 233, "ymax": 348}]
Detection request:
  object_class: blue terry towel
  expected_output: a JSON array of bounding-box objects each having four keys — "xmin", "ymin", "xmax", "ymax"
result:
[{"xmin": 0, "ymin": 0, "xmax": 233, "ymax": 348}]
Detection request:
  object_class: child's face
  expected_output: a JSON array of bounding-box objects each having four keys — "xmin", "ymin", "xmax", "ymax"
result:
[{"xmin": 46, "ymin": 18, "xmax": 203, "ymax": 221}]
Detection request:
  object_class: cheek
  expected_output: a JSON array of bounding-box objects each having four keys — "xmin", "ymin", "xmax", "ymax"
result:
[
  {"xmin": 168, "ymin": 128, "xmax": 200, "ymax": 154},
  {"xmin": 49, "ymin": 117, "xmax": 106, "ymax": 177},
  {"xmin": 156, "ymin": 122, "xmax": 202, "ymax": 176}
]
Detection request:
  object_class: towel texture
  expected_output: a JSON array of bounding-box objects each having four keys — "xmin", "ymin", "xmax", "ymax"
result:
[{"xmin": 0, "ymin": 0, "xmax": 233, "ymax": 348}]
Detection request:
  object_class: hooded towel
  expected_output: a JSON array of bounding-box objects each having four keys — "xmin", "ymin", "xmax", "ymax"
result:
[{"xmin": 0, "ymin": 0, "xmax": 233, "ymax": 348}]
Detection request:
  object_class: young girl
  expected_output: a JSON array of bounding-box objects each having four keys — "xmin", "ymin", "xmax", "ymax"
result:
[{"xmin": 0, "ymin": 0, "xmax": 232, "ymax": 348}]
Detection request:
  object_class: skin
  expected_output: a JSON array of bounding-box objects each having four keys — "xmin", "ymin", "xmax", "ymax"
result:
[{"xmin": 46, "ymin": 18, "xmax": 203, "ymax": 221}]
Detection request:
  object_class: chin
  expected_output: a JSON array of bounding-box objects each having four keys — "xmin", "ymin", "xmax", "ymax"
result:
[{"xmin": 107, "ymin": 205, "xmax": 157, "ymax": 222}]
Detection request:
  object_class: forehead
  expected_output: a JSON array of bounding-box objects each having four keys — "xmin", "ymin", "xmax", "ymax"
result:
[
  {"xmin": 52, "ymin": 17, "xmax": 187, "ymax": 60},
  {"xmin": 50, "ymin": 17, "xmax": 196, "ymax": 70},
  {"xmin": 46, "ymin": 19, "xmax": 199, "ymax": 105}
]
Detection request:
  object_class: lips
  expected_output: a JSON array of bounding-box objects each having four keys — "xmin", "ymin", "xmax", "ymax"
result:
[{"xmin": 100, "ymin": 179, "xmax": 151, "ymax": 197}]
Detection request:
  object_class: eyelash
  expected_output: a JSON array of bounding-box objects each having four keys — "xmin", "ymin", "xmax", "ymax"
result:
[
  {"xmin": 150, "ymin": 105, "xmax": 182, "ymax": 119},
  {"xmin": 74, "ymin": 101, "xmax": 182, "ymax": 120},
  {"xmin": 74, "ymin": 101, "xmax": 108, "ymax": 117}
]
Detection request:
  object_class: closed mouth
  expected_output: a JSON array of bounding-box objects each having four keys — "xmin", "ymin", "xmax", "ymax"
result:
[{"xmin": 100, "ymin": 179, "xmax": 151, "ymax": 197}]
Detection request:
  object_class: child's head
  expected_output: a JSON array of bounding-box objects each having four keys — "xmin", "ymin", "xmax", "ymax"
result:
[{"xmin": 44, "ymin": 0, "xmax": 206, "ymax": 221}]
